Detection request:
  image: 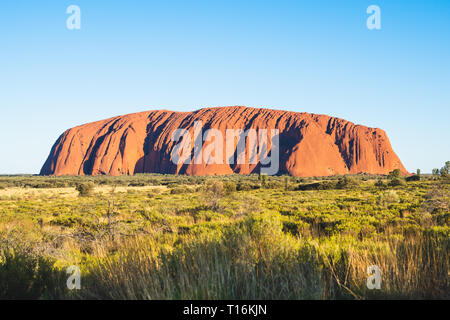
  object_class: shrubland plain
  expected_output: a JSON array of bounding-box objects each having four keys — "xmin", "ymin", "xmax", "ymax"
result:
[{"xmin": 0, "ymin": 170, "xmax": 448, "ymax": 299}]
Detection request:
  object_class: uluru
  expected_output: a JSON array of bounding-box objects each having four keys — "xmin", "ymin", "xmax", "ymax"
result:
[{"xmin": 40, "ymin": 106, "xmax": 407, "ymax": 177}]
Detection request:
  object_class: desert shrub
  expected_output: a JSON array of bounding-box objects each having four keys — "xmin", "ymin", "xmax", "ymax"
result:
[
  {"xmin": 166, "ymin": 182, "xmax": 182, "ymax": 189},
  {"xmin": 421, "ymin": 187, "xmax": 449, "ymax": 215},
  {"xmin": 75, "ymin": 182, "xmax": 95, "ymax": 197},
  {"xmin": 236, "ymin": 181, "xmax": 260, "ymax": 191},
  {"xmin": 50, "ymin": 215, "xmax": 84, "ymax": 227},
  {"xmin": 406, "ymin": 175, "xmax": 420, "ymax": 182},
  {"xmin": 377, "ymin": 190, "xmax": 400, "ymax": 206},
  {"xmin": 388, "ymin": 169, "xmax": 402, "ymax": 179},
  {"xmin": 170, "ymin": 187, "xmax": 189, "ymax": 194},
  {"xmin": 336, "ymin": 176, "xmax": 361, "ymax": 189},
  {"xmin": 267, "ymin": 181, "xmax": 284, "ymax": 189},
  {"xmin": 0, "ymin": 243, "xmax": 61, "ymax": 299},
  {"xmin": 128, "ymin": 181, "xmax": 146, "ymax": 187},
  {"xmin": 27, "ymin": 182, "xmax": 53, "ymax": 188},
  {"xmin": 282, "ymin": 220, "xmax": 309, "ymax": 236},
  {"xmin": 375, "ymin": 179, "xmax": 385, "ymax": 188},
  {"xmin": 204, "ymin": 180, "xmax": 224, "ymax": 195},
  {"xmin": 296, "ymin": 181, "xmax": 336, "ymax": 191},
  {"xmin": 388, "ymin": 177, "xmax": 406, "ymax": 187},
  {"xmin": 202, "ymin": 180, "xmax": 225, "ymax": 210},
  {"xmin": 223, "ymin": 181, "xmax": 237, "ymax": 194}
]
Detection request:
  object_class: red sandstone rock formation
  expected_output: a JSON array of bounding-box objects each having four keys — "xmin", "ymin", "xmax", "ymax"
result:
[{"xmin": 40, "ymin": 106, "xmax": 407, "ymax": 177}]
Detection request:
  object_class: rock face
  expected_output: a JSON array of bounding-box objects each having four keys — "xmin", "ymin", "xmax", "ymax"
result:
[{"xmin": 40, "ymin": 106, "xmax": 407, "ymax": 177}]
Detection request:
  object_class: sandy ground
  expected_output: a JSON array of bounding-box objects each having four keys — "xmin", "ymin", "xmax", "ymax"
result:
[{"xmin": 0, "ymin": 185, "xmax": 167, "ymax": 199}]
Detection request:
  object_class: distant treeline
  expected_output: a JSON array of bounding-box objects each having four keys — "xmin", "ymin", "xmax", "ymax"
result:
[{"xmin": 0, "ymin": 170, "xmax": 448, "ymax": 191}]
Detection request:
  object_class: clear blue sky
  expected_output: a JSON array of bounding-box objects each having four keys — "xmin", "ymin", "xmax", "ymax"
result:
[{"xmin": 1, "ymin": 0, "xmax": 449, "ymax": 174}]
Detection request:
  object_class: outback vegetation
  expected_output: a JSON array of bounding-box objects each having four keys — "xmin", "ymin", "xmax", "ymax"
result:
[{"xmin": 0, "ymin": 165, "xmax": 449, "ymax": 300}]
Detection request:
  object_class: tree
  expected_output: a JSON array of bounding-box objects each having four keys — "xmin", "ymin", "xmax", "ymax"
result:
[
  {"xmin": 416, "ymin": 169, "xmax": 421, "ymax": 176},
  {"xmin": 443, "ymin": 161, "xmax": 450, "ymax": 173},
  {"xmin": 439, "ymin": 161, "xmax": 450, "ymax": 180},
  {"xmin": 432, "ymin": 168, "xmax": 440, "ymax": 176}
]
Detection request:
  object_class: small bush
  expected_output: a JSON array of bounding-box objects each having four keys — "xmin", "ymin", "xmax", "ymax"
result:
[
  {"xmin": 388, "ymin": 169, "xmax": 402, "ymax": 179},
  {"xmin": 0, "ymin": 245, "xmax": 60, "ymax": 299},
  {"xmin": 128, "ymin": 182, "xmax": 146, "ymax": 187},
  {"xmin": 406, "ymin": 175, "xmax": 420, "ymax": 182},
  {"xmin": 375, "ymin": 179, "xmax": 385, "ymax": 188},
  {"xmin": 75, "ymin": 182, "xmax": 95, "ymax": 197},
  {"xmin": 170, "ymin": 187, "xmax": 188, "ymax": 194},
  {"xmin": 236, "ymin": 181, "xmax": 260, "ymax": 191},
  {"xmin": 204, "ymin": 180, "xmax": 224, "ymax": 195},
  {"xmin": 377, "ymin": 190, "xmax": 400, "ymax": 206},
  {"xmin": 203, "ymin": 180, "xmax": 225, "ymax": 210},
  {"xmin": 388, "ymin": 177, "xmax": 406, "ymax": 187},
  {"xmin": 296, "ymin": 181, "xmax": 336, "ymax": 191},
  {"xmin": 264, "ymin": 180, "xmax": 284, "ymax": 189},
  {"xmin": 223, "ymin": 181, "xmax": 237, "ymax": 194},
  {"xmin": 336, "ymin": 176, "xmax": 361, "ymax": 189}
]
